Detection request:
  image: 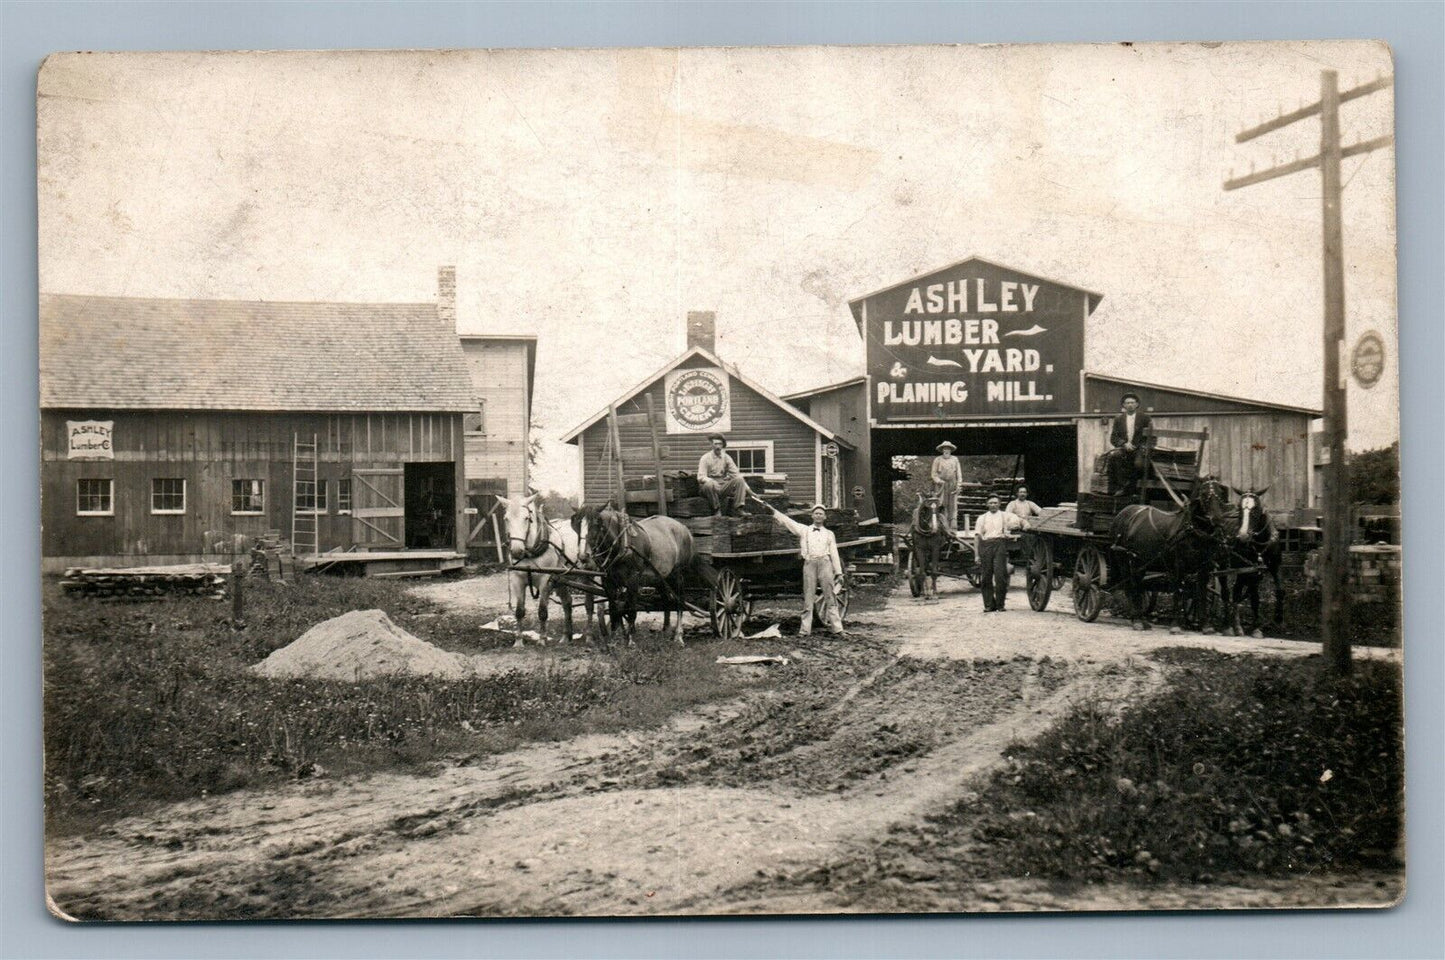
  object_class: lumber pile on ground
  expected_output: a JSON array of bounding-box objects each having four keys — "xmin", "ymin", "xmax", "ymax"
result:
[
  {"xmin": 60, "ymin": 564, "xmax": 229, "ymax": 600},
  {"xmin": 249, "ymin": 531, "xmax": 296, "ymax": 581},
  {"xmin": 956, "ymin": 476, "xmax": 1025, "ymax": 525}
]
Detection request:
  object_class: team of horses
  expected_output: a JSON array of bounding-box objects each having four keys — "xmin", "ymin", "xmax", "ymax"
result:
[
  {"xmin": 1109, "ymin": 478, "xmax": 1283, "ymax": 637},
  {"xmin": 499, "ymin": 477, "xmax": 1285, "ymax": 646},
  {"xmin": 497, "ymin": 494, "xmax": 709, "ymax": 647}
]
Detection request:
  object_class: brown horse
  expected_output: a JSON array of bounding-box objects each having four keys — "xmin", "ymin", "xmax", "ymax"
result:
[
  {"xmin": 575, "ymin": 505, "xmax": 704, "ymax": 645},
  {"xmin": 1109, "ymin": 477, "xmax": 1233, "ymax": 634},
  {"xmin": 909, "ymin": 492, "xmax": 946, "ymax": 601}
]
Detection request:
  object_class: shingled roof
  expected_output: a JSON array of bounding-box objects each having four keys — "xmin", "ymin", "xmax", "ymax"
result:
[{"xmin": 40, "ymin": 294, "xmax": 476, "ymax": 412}]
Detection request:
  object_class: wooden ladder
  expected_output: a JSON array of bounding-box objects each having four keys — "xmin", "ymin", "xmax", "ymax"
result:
[
  {"xmin": 604, "ymin": 396, "xmax": 668, "ymax": 514},
  {"xmin": 292, "ymin": 433, "xmax": 319, "ymax": 560}
]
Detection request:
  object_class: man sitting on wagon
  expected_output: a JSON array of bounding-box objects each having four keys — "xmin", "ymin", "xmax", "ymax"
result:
[
  {"xmin": 1106, "ymin": 393, "xmax": 1155, "ymax": 495},
  {"xmin": 697, "ymin": 432, "xmax": 749, "ymax": 516},
  {"xmin": 1005, "ymin": 485, "xmax": 1041, "ymax": 521}
]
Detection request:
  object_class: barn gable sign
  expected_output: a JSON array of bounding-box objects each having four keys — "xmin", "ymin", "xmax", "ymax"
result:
[
  {"xmin": 664, "ymin": 366, "xmax": 732, "ymax": 434},
  {"xmin": 851, "ymin": 258, "xmax": 1101, "ymax": 422}
]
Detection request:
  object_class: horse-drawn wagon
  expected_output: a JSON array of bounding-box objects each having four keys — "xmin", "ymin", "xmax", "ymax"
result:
[{"xmin": 1020, "ymin": 426, "xmax": 1278, "ymax": 634}]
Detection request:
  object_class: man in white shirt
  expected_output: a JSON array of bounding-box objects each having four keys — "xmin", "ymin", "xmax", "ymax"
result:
[
  {"xmin": 697, "ymin": 433, "xmax": 748, "ymax": 516},
  {"xmin": 1005, "ymin": 486, "xmax": 1041, "ymax": 521},
  {"xmin": 761, "ymin": 500, "xmax": 845, "ymax": 636},
  {"xmin": 929, "ymin": 440, "xmax": 962, "ymax": 532},
  {"xmin": 973, "ymin": 495, "xmax": 1027, "ymax": 612}
]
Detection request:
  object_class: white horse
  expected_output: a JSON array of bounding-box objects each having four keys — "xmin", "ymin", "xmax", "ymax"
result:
[{"xmin": 497, "ymin": 494, "xmax": 596, "ymax": 647}]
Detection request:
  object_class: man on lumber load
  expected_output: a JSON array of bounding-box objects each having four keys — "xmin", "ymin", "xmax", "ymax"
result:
[
  {"xmin": 697, "ymin": 433, "xmax": 749, "ymax": 516},
  {"xmin": 756, "ymin": 497, "xmax": 845, "ymax": 637},
  {"xmin": 1106, "ymin": 392, "xmax": 1155, "ymax": 495},
  {"xmin": 930, "ymin": 440, "xmax": 961, "ymax": 532},
  {"xmin": 1006, "ymin": 485, "xmax": 1041, "ymax": 521}
]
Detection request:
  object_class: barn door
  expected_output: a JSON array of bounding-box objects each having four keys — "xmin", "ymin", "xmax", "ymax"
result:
[
  {"xmin": 351, "ymin": 467, "xmax": 405, "ymax": 548},
  {"xmin": 466, "ymin": 479, "xmax": 508, "ymax": 550}
]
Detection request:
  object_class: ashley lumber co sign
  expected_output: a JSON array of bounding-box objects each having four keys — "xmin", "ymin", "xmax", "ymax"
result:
[{"xmin": 852, "ymin": 258, "xmax": 1100, "ymax": 422}]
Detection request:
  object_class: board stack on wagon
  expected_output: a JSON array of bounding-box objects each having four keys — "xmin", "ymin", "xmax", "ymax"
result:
[
  {"xmin": 1075, "ymin": 445, "xmax": 1202, "ymax": 532},
  {"xmin": 622, "ymin": 470, "xmax": 859, "ymax": 556}
]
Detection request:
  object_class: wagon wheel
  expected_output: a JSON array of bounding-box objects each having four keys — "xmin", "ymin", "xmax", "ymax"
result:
[
  {"xmin": 1026, "ymin": 536, "xmax": 1054, "ymax": 612},
  {"xmin": 907, "ymin": 546, "xmax": 925, "ymax": 597},
  {"xmin": 1073, "ymin": 544, "xmax": 1105, "ymax": 622},
  {"xmin": 709, "ymin": 567, "xmax": 747, "ymax": 640}
]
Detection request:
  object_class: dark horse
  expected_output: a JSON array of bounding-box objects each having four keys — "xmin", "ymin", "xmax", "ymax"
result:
[
  {"xmin": 573, "ymin": 505, "xmax": 706, "ymax": 645},
  {"xmin": 909, "ymin": 492, "xmax": 946, "ymax": 601},
  {"xmin": 1108, "ymin": 477, "xmax": 1232, "ymax": 634},
  {"xmin": 1219, "ymin": 487, "xmax": 1285, "ymax": 638}
]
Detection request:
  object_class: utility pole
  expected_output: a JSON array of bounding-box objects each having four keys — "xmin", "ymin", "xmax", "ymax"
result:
[{"xmin": 1225, "ymin": 70, "xmax": 1392, "ymax": 676}]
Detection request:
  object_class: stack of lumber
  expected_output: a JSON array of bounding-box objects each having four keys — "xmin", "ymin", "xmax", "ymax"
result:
[
  {"xmin": 60, "ymin": 563, "xmax": 229, "ymax": 599},
  {"xmin": 743, "ymin": 473, "xmax": 789, "ymax": 498},
  {"xmin": 1075, "ymin": 492, "xmax": 1136, "ymax": 533},
  {"xmin": 956, "ymin": 476, "xmax": 1025, "ymax": 523},
  {"xmin": 624, "ymin": 472, "xmax": 791, "ymax": 517},
  {"xmin": 249, "ymin": 531, "xmax": 296, "ymax": 581},
  {"xmin": 682, "ymin": 505, "xmax": 862, "ymax": 555}
]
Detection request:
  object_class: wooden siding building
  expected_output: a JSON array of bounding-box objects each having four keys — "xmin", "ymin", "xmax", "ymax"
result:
[
  {"xmin": 40, "ymin": 285, "xmax": 477, "ymax": 571},
  {"xmin": 458, "ymin": 333, "xmax": 536, "ymax": 555},
  {"xmin": 842, "ymin": 257, "xmax": 1322, "ymax": 523},
  {"xmin": 561, "ymin": 319, "xmax": 851, "ymax": 509}
]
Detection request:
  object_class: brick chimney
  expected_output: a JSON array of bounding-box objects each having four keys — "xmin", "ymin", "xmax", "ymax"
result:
[
  {"xmin": 687, "ymin": 310, "xmax": 716, "ymax": 353},
  {"xmin": 437, "ymin": 265, "xmax": 457, "ymax": 329}
]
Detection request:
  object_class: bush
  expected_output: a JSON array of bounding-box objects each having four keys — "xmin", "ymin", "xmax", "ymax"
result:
[{"xmin": 962, "ymin": 649, "xmax": 1403, "ymax": 883}]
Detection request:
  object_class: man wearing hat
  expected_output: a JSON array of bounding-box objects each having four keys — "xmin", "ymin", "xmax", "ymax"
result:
[
  {"xmin": 697, "ymin": 433, "xmax": 748, "ymax": 516},
  {"xmin": 930, "ymin": 440, "xmax": 962, "ymax": 533},
  {"xmin": 758, "ymin": 498, "xmax": 845, "ymax": 636},
  {"xmin": 1106, "ymin": 393, "xmax": 1155, "ymax": 494}
]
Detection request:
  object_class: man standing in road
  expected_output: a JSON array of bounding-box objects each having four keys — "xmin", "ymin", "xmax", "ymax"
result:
[
  {"xmin": 697, "ymin": 433, "xmax": 748, "ymax": 516},
  {"xmin": 930, "ymin": 440, "xmax": 962, "ymax": 532},
  {"xmin": 758, "ymin": 499, "xmax": 845, "ymax": 636},
  {"xmin": 1106, "ymin": 393, "xmax": 1154, "ymax": 494},
  {"xmin": 974, "ymin": 494, "xmax": 1027, "ymax": 612}
]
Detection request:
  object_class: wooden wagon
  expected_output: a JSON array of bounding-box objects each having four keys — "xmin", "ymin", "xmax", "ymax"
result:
[{"xmin": 1020, "ymin": 426, "xmax": 1259, "ymax": 624}]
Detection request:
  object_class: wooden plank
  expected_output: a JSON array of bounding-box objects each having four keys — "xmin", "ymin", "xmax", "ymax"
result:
[
  {"xmin": 613, "ymin": 412, "xmax": 654, "ymax": 427},
  {"xmin": 621, "ymin": 445, "xmax": 671, "ymax": 463}
]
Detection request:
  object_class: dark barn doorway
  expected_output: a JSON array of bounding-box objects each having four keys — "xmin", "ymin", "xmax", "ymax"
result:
[
  {"xmin": 404, "ymin": 462, "xmax": 457, "ymax": 549},
  {"xmin": 870, "ymin": 423, "xmax": 1078, "ymax": 523}
]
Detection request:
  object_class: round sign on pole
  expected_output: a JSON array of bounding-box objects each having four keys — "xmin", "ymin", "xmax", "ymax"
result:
[
  {"xmin": 823, "ymin": 441, "xmax": 840, "ymax": 458},
  {"xmin": 852, "ymin": 485, "xmax": 864, "ymax": 501},
  {"xmin": 1351, "ymin": 331, "xmax": 1385, "ymax": 389}
]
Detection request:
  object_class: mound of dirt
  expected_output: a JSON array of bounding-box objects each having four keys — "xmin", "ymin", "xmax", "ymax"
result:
[{"xmin": 251, "ymin": 609, "xmax": 473, "ymax": 681}]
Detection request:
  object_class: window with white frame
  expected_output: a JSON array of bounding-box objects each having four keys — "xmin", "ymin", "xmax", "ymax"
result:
[
  {"xmin": 76, "ymin": 478, "xmax": 113, "ymax": 516},
  {"xmin": 231, "ymin": 479, "xmax": 265, "ymax": 515},
  {"xmin": 336, "ymin": 478, "xmax": 352, "ymax": 514},
  {"xmin": 297, "ymin": 481, "xmax": 328, "ymax": 514},
  {"xmin": 729, "ymin": 442, "xmax": 773, "ymax": 475},
  {"xmin": 151, "ymin": 478, "xmax": 186, "ymax": 514}
]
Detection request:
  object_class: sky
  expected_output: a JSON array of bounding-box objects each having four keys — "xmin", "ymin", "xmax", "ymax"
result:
[{"xmin": 37, "ymin": 42, "xmax": 1399, "ymax": 494}]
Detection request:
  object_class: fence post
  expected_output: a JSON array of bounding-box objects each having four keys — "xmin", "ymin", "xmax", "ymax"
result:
[{"xmin": 231, "ymin": 560, "xmax": 245, "ymax": 626}]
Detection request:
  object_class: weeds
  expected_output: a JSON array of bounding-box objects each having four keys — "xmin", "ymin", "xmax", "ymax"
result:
[
  {"xmin": 42, "ymin": 577, "xmax": 736, "ymax": 830},
  {"xmin": 957, "ymin": 648, "xmax": 1403, "ymax": 884}
]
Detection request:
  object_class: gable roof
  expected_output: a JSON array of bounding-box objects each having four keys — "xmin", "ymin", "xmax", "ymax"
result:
[
  {"xmin": 40, "ymin": 294, "xmax": 476, "ymax": 412},
  {"xmin": 560, "ymin": 345, "xmax": 842, "ymax": 445},
  {"xmin": 847, "ymin": 255, "xmax": 1105, "ymax": 333},
  {"xmin": 1084, "ymin": 373, "xmax": 1322, "ymax": 417},
  {"xmin": 781, "ymin": 375, "xmax": 868, "ymax": 403}
]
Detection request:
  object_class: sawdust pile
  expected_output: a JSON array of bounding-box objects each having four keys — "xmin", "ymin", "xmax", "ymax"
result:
[{"xmin": 251, "ymin": 609, "xmax": 473, "ymax": 681}]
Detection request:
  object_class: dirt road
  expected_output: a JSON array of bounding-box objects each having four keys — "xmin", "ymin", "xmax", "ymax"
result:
[{"xmin": 46, "ymin": 574, "xmax": 1395, "ymax": 919}]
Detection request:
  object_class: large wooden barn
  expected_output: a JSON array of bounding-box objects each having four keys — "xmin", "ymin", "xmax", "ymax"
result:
[
  {"xmin": 790, "ymin": 256, "xmax": 1323, "ymax": 525},
  {"xmin": 561, "ymin": 314, "xmax": 853, "ymax": 509},
  {"xmin": 39, "ymin": 282, "xmax": 481, "ymax": 572}
]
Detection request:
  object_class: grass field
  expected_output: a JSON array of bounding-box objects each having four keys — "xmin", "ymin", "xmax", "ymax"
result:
[{"xmin": 42, "ymin": 575, "xmax": 750, "ymax": 833}]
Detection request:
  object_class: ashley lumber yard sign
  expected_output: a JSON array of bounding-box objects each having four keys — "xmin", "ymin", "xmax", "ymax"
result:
[{"xmin": 852, "ymin": 258, "xmax": 1100, "ymax": 422}]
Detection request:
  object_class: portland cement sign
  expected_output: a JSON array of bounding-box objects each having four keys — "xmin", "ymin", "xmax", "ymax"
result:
[
  {"xmin": 664, "ymin": 366, "xmax": 732, "ymax": 435},
  {"xmin": 852, "ymin": 258, "xmax": 1100, "ymax": 422}
]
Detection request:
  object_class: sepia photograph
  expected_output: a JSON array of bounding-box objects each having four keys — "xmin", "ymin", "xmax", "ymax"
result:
[{"xmin": 37, "ymin": 40, "xmax": 1403, "ymax": 921}]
